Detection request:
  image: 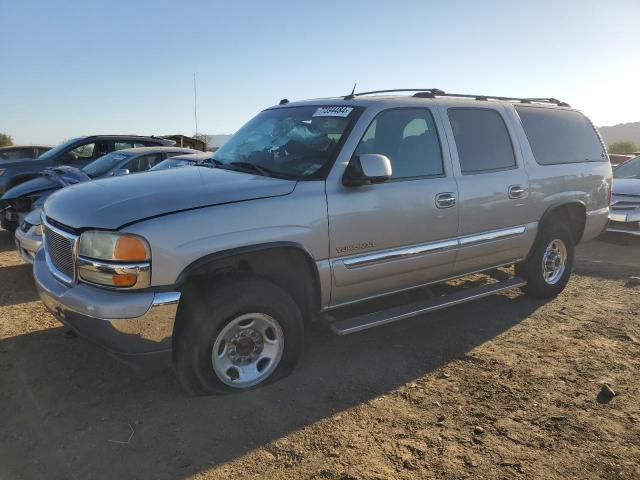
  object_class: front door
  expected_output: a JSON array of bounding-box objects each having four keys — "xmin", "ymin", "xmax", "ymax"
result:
[{"xmin": 326, "ymin": 107, "xmax": 459, "ymax": 307}]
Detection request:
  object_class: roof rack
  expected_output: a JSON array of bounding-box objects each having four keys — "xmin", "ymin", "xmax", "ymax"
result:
[{"xmin": 343, "ymin": 89, "xmax": 570, "ymax": 107}]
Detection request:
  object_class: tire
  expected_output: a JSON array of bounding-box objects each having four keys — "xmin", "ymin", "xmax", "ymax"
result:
[
  {"xmin": 515, "ymin": 225, "xmax": 574, "ymax": 298},
  {"xmin": 173, "ymin": 276, "xmax": 304, "ymax": 395}
]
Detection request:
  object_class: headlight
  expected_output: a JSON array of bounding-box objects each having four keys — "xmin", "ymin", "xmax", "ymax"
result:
[
  {"xmin": 77, "ymin": 231, "xmax": 151, "ymax": 289},
  {"xmin": 0, "ymin": 169, "xmax": 5, "ymax": 176},
  {"xmin": 78, "ymin": 231, "xmax": 150, "ymax": 262}
]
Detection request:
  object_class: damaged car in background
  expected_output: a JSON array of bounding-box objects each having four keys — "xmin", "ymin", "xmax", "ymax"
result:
[
  {"xmin": 608, "ymin": 155, "xmax": 640, "ymax": 235},
  {"xmin": 8, "ymin": 146, "xmax": 193, "ymax": 262},
  {"xmin": 0, "ymin": 135, "xmax": 175, "ymax": 231}
]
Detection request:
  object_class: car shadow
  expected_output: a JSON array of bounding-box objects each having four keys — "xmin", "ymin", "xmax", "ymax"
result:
[
  {"xmin": 0, "ymin": 263, "xmax": 38, "ymax": 306},
  {"xmin": 0, "ymin": 289, "xmax": 544, "ymax": 480}
]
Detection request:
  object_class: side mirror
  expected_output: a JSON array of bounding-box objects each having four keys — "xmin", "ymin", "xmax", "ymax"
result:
[
  {"xmin": 113, "ymin": 169, "xmax": 130, "ymax": 177},
  {"xmin": 343, "ymin": 154, "xmax": 392, "ymax": 187}
]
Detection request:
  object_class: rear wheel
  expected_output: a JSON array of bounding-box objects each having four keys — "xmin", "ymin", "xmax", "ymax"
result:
[
  {"xmin": 516, "ymin": 225, "xmax": 574, "ymax": 298},
  {"xmin": 173, "ymin": 276, "xmax": 304, "ymax": 395}
]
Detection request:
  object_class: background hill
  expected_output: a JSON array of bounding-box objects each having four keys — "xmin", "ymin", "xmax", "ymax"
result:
[{"xmin": 598, "ymin": 122, "xmax": 640, "ymax": 146}]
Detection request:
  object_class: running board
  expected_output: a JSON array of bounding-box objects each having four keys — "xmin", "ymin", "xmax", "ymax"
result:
[{"xmin": 325, "ymin": 277, "xmax": 527, "ymax": 335}]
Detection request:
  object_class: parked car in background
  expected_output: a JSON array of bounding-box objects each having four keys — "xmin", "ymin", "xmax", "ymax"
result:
[
  {"xmin": 12, "ymin": 146, "xmax": 194, "ymax": 262},
  {"xmin": 149, "ymin": 151, "xmax": 214, "ymax": 171},
  {"xmin": 608, "ymin": 155, "xmax": 640, "ymax": 235},
  {"xmin": 608, "ymin": 153, "xmax": 635, "ymax": 167},
  {"xmin": 0, "ymin": 145, "xmax": 52, "ymax": 161},
  {"xmin": 33, "ymin": 90, "xmax": 611, "ymax": 395},
  {"xmin": 0, "ymin": 135, "xmax": 174, "ymax": 230}
]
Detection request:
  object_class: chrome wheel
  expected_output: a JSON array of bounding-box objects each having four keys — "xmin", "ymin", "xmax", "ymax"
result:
[
  {"xmin": 211, "ymin": 312, "xmax": 284, "ymax": 388},
  {"xmin": 542, "ymin": 238, "xmax": 567, "ymax": 285}
]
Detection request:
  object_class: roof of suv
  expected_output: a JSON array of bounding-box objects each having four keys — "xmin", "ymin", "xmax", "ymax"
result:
[{"xmin": 272, "ymin": 90, "xmax": 572, "ymax": 111}]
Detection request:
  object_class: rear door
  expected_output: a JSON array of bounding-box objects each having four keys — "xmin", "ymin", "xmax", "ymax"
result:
[
  {"xmin": 443, "ymin": 105, "xmax": 535, "ymax": 275},
  {"xmin": 326, "ymin": 107, "xmax": 459, "ymax": 306}
]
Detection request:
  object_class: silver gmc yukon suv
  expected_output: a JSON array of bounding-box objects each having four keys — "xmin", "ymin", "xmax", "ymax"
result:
[{"xmin": 34, "ymin": 89, "xmax": 612, "ymax": 394}]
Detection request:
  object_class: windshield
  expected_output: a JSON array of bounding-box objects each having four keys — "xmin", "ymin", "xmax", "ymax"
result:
[
  {"xmin": 213, "ymin": 105, "xmax": 359, "ymax": 178},
  {"xmin": 37, "ymin": 138, "xmax": 83, "ymax": 161},
  {"xmin": 82, "ymin": 152, "xmax": 130, "ymax": 177},
  {"xmin": 151, "ymin": 158, "xmax": 196, "ymax": 171},
  {"xmin": 613, "ymin": 156, "xmax": 640, "ymax": 179}
]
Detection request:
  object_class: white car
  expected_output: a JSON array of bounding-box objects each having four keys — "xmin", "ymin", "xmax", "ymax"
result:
[{"xmin": 608, "ymin": 155, "xmax": 640, "ymax": 236}]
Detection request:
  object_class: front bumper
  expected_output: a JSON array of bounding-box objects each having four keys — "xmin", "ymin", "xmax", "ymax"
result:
[
  {"xmin": 14, "ymin": 224, "xmax": 42, "ymax": 263},
  {"xmin": 607, "ymin": 210, "xmax": 640, "ymax": 236},
  {"xmin": 34, "ymin": 249, "xmax": 181, "ymax": 355}
]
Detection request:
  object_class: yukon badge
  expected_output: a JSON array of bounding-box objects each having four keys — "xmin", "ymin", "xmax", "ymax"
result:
[{"xmin": 336, "ymin": 242, "xmax": 375, "ymax": 254}]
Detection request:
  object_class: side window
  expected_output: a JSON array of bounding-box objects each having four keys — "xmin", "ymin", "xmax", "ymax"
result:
[
  {"xmin": 69, "ymin": 143, "xmax": 95, "ymax": 161},
  {"xmin": 115, "ymin": 142, "xmax": 134, "ymax": 151},
  {"xmin": 354, "ymin": 108, "xmax": 443, "ymax": 179},
  {"xmin": 448, "ymin": 109, "xmax": 515, "ymax": 174},
  {"xmin": 516, "ymin": 107, "xmax": 605, "ymax": 165},
  {"xmin": 124, "ymin": 154, "xmax": 163, "ymax": 173}
]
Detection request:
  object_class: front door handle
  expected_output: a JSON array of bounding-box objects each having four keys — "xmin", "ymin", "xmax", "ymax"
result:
[
  {"xmin": 508, "ymin": 185, "xmax": 526, "ymax": 199},
  {"xmin": 435, "ymin": 192, "xmax": 457, "ymax": 208}
]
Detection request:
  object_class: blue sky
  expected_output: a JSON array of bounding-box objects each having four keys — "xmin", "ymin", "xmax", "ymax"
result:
[{"xmin": 1, "ymin": 0, "xmax": 639, "ymax": 145}]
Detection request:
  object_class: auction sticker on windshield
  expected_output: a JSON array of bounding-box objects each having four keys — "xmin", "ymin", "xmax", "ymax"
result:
[{"xmin": 312, "ymin": 106, "xmax": 353, "ymax": 117}]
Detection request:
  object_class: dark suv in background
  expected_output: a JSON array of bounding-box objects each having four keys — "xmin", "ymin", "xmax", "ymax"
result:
[{"xmin": 0, "ymin": 135, "xmax": 174, "ymax": 230}]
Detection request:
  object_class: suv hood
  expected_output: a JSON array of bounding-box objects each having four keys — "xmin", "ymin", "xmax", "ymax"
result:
[
  {"xmin": 44, "ymin": 166, "xmax": 297, "ymax": 230},
  {"xmin": 612, "ymin": 178, "xmax": 640, "ymax": 196}
]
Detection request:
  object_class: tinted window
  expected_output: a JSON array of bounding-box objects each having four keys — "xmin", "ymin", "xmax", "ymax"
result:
[
  {"xmin": 355, "ymin": 109, "xmax": 443, "ymax": 179},
  {"xmin": 125, "ymin": 153, "xmax": 163, "ymax": 172},
  {"xmin": 448, "ymin": 108, "xmax": 515, "ymax": 174},
  {"xmin": 516, "ymin": 107, "xmax": 605, "ymax": 165},
  {"xmin": 114, "ymin": 142, "xmax": 134, "ymax": 151}
]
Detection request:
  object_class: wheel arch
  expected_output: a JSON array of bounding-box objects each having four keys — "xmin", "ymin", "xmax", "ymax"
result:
[
  {"xmin": 175, "ymin": 242, "xmax": 322, "ymax": 321},
  {"xmin": 538, "ymin": 201, "xmax": 587, "ymax": 245}
]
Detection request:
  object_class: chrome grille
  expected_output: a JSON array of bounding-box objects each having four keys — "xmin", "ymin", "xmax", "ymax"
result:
[{"xmin": 44, "ymin": 222, "xmax": 77, "ymax": 282}]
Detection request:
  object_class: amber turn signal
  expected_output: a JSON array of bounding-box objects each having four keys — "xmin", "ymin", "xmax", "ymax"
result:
[
  {"xmin": 114, "ymin": 236, "xmax": 148, "ymax": 261},
  {"xmin": 111, "ymin": 273, "xmax": 138, "ymax": 287}
]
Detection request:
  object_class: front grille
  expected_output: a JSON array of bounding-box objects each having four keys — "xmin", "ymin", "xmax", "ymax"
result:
[{"xmin": 44, "ymin": 224, "xmax": 76, "ymax": 280}]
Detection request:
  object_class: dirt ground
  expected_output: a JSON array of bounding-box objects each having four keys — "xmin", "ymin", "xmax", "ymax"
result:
[{"xmin": 0, "ymin": 230, "xmax": 639, "ymax": 480}]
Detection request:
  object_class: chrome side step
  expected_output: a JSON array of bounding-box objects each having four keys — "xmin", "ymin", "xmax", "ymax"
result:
[{"xmin": 325, "ymin": 277, "xmax": 526, "ymax": 335}]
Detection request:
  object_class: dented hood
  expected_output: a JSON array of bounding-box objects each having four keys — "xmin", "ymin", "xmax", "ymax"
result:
[{"xmin": 43, "ymin": 166, "xmax": 297, "ymax": 230}]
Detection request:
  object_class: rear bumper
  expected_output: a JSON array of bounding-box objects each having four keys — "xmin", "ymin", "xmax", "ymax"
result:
[{"xmin": 34, "ymin": 249, "xmax": 181, "ymax": 356}]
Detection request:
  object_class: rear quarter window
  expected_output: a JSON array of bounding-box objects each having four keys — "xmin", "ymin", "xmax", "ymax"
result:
[{"xmin": 516, "ymin": 107, "xmax": 605, "ymax": 165}]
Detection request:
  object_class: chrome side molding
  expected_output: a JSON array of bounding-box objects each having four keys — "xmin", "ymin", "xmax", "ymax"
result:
[{"xmin": 342, "ymin": 224, "xmax": 529, "ymax": 270}]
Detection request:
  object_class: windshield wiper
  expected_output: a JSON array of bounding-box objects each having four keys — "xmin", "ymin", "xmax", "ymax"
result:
[{"xmin": 225, "ymin": 161, "xmax": 274, "ymax": 177}]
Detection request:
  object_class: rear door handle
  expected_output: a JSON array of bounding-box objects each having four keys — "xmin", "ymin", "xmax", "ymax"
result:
[
  {"xmin": 508, "ymin": 185, "xmax": 526, "ymax": 199},
  {"xmin": 435, "ymin": 192, "xmax": 456, "ymax": 208}
]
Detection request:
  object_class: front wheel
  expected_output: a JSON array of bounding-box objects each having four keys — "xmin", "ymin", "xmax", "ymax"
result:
[
  {"xmin": 516, "ymin": 225, "xmax": 575, "ymax": 298},
  {"xmin": 173, "ymin": 276, "xmax": 304, "ymax": 395}
]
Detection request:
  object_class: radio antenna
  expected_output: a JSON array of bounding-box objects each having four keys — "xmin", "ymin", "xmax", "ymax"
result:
[{"xmin": 193, "ymin": 73, "xmax": 199, "ymax": 138}]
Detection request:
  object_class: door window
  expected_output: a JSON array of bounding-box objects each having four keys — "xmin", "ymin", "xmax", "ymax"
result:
[
  {"xmin": 69, "ymin": 143, "xmax": 95, "ymax": 161},
  {"xmin": 355, "ymin": 109, "xmax": 443, "ymax": 179},
  {"xmin": 448, "ymin": 108, "xmax": 515, "ymax": 174},
  {"xmin": 124, "ymin": 153, "xmax": 163, "ymax": 173}
]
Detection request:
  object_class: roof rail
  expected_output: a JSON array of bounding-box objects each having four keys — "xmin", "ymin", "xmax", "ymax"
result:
[{"xmin": 343, "ymin": 89, "xmax": 569, "ymax": 107}]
